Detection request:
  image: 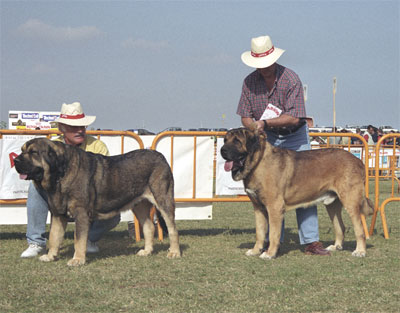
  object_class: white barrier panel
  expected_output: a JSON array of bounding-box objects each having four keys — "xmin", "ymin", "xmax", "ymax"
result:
[
  {"xmin": 100, "ymin": 135, "xmax": 142, "ymax": 156},
  {"xmin": 0, "ymin": 135, "xmax": 214, "ymax": 223},
  {"xmin": 368, "ymin": 148, "xmax": 400, "ymax": 168}
]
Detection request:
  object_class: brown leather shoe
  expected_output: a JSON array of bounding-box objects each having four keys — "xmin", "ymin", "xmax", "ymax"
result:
[{"xmin": 304, "ymin": 241, "xmax": 331, "ymax": 256}]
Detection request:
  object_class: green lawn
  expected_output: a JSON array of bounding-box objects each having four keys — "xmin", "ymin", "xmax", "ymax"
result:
[{"xmin": 0, "ymin": 186, "xmax": 399, "ymax": 313}]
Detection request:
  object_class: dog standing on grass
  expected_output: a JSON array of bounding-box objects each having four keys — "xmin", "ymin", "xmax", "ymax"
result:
[
  {"xmin": 15, "ymin": 138, "xmax": 181, "ymax": 266},
  {"xmin": 220, "ymin": 125, "xmax": 374, "ymax": 259}
]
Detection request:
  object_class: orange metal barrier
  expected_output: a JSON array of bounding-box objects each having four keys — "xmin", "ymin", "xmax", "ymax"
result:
[
  {"xmin": 2, "ymin": 130, "xmax": 394, "ymax": 242},
  {"xmin": 149, "ymin": 131, "xmax": 371, "ymax": 239},
  {"xmin": 369, "ymin": 133, "xmax": 400, "ymax": 238}
]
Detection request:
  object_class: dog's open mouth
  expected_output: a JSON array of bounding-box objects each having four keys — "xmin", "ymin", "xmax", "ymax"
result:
[
  {"xmin": 15, "ymin": 163, "xmax": 43, "ymax": 181},
  {"xmin": 224, "ymin": 158, "xmax": 245, "ymax": 173},
  {"xmin": 19, "ymin": 174, "xmax": 28, "ymax": 180}
]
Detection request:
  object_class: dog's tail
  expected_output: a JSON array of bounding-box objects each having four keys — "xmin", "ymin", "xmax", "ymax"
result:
[
  {"xmin": 362, "ymin": 197, "xmax": 374, "ymax": 216},
  {"xmin": 156, "ymin": 210, "xmax": 168, "ymax": 235}
]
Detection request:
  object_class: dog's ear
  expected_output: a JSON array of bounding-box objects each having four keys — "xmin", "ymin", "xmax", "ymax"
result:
[
  {"xmin": 48, "ymin": 141, "xmax": 67, "ymax": 179},
  {"xmin": 247, "ymin": 122, "xmax": 267, "ymax": 142},
  {"xmin": 41, "ymin": 140, "xmax": 66, "ymax": 190},
  {"xmin": 246, "ymin": 129, "xmax": 261, "ymax": 154}
]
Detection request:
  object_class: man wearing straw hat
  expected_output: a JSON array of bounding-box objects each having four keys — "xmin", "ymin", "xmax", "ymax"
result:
[
  {"xmin": 21, "ymin": 102, "xmax": 120, "ymax": 258},
  {"xmin": 237, "ymin": 35, "xmax": 329, "ymax": 255}
]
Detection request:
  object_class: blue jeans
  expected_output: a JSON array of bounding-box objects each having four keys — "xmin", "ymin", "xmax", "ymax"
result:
[
  {"xmin": 26, "ymin": 182, "xmax": 120, "ymax": 246},
  {"xmin": 265, "ymin": 124, "xmax": 319, "ymax": 245}
]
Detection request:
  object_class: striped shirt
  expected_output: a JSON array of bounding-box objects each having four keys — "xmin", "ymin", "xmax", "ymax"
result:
[{"xmin": 236, "ymin": 64, "xmax": 306, "ymax": 121}]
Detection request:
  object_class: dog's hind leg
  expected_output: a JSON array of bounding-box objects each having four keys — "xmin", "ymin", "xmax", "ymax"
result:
[
  {"xmin": 133, "ymin": 200, "xmax": 155, "ymax": 257},
  {"xmin": 149, "ymin": 173, "xmax": 181, "ymax": 258},
  {"xmin": 340, "ymin": 192, "xmax": 367, "ymax": 257},
  {"xmin": 153, "ymin": 198, "xmax": 181, "ymax": 258},
  {"xmin": 325, "ymin": 198, "xmax": 345, "ymax": 252},
  {"xmin": 39, "ymin": 215, "xmax": 67, "ymax": 263}
]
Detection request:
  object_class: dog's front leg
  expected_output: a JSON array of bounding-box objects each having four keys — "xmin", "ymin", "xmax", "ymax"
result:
[
  {"xmin": 260, "ymin": 207, "xmax": 284, "ymax": 260},
  {"xmin": 246, "ymin": 203, "xmax": 268, "ymax": 256},
  {"xmin": 39, "ymin": 214, "xmax": 67, "ymax": 262},
  {"xmin": 67, "ymin": 209, "xmax": 90, "ymax": 266}
]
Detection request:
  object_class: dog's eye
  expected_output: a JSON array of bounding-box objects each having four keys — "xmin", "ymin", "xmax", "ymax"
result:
[{"xmin": 29, "ymin": 150, "xmax": 38, "ymax": 155}]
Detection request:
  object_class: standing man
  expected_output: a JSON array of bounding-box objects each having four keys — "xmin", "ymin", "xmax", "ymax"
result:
[
  {"xmin": 21, "ymin": 102, "xmax": 120, "ymax": 258},
  {"xmin": 364, "ymin": 125, "xmax": 378, "ymax": 145},
  {"xmin": 237, "ymin": 35, "xmax": 329, "ymax": 255}
]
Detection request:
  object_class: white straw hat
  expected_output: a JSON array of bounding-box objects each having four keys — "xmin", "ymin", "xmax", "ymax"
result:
[
  {"xmin": 55, "ymin": 102, "xmax": 96, "ymax": 126},
  {"xmin": 241, "ymin": 35, "xmax": 285, "ymax": 68}
]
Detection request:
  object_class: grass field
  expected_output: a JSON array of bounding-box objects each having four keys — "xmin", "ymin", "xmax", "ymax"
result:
[{"xmin": 0, "ymin": 183, "xmax": 399, "ymax": 313}]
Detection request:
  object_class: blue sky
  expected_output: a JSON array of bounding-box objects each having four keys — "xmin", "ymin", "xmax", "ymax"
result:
[{"xmin": 1, "ymin": 0, "xmax": 399, "ymax": 132}]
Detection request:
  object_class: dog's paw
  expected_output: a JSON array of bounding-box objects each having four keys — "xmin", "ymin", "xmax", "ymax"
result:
[
  {"xmin": 67, "ymin": 258, "xmax": 86, "ymax": 266},
  {"xmin": 167, "ymin": 250, "xmax": 181, "ymax": 259},
  {"xmin": 351, "ymin": 250, "xmax": 366, "ymax": 257},
  {"xmin": 245, "ymin": 249, "xmax": 261, "ymax": 256},
  {"xmin": 137, "ymin": 249, "xmax": 152, "ymax": 256},
  {"xmin": 259, "ymin": 252, "xmax": 276, "ymax": 260},
  {"xmin": 39, "ymin": 254, "xmax": 55, "ymax": 262},
  {"xmin": 326, "ymin": 244, "xmax": 343, "ymax": 251}
]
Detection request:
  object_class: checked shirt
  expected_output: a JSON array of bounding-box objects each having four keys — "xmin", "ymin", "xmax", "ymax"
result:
[{"xmin": 237, "ymin": 64, "xmax": 306, "ymax": 121}]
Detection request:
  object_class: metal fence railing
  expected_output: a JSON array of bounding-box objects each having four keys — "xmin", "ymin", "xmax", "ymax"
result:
[{"xmin": 1, "ymin": 130, "xmax": 399, "ymax": 240}]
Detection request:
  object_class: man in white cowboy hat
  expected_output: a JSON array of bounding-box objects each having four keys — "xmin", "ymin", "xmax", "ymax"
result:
[
  {"xmin": 237, "ymin": 35, "xmax": 329, "ymax": 256},
  {"xmin": 21, "ymin": 102, "xmax": 120, "ymax": 258}
]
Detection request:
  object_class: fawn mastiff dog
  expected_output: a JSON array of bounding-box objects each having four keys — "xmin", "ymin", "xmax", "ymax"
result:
[
  {"xmin": 15, "ymin": 138, "xmax": 181, "ymax": 266},
  {"xmin": 220, "ymin": 125, "xmax": 374, "ymax": 259}
]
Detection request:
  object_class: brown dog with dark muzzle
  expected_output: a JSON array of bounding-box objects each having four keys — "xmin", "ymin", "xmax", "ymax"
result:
[{"xmin": 220, "ymin": 125, "xmax": 373, "ymax": 259}]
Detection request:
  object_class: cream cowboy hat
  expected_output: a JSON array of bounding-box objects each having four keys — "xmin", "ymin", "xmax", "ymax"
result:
[
  {"xmin": 241, "ymin": 35, "xmax": 285, "ymax": 68},
  {"xmin": 55, "ymin": 102, "xmax": 96, "ymax": 126}
]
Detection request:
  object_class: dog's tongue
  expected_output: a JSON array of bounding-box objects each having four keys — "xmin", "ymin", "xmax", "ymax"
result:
[
  {"xmin": 224, "ymin": 161, "xmax": 233, "ymax": 172},
  {"xmin": 19, "ymin": 174, "xmax": 28, "ymax": 180}
]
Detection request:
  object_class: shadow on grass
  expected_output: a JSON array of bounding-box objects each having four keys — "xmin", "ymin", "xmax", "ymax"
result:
[
  {"xmin": 178, "ymin": 227, "xmax": 255, "ymax": 237},
  {"xmin": 0, "ymin": 231, "xmax": 26, "ymax": 240},
  {"xmin": 52, "ymin": 230, "xmax": 190, "ymax": 261},
  {"xmin": 236, "ymin": 228, "xmax": 375, "ymax": 256}
]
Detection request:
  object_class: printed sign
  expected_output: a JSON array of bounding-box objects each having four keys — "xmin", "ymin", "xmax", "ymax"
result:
[
  {"xmin": 9, "ymin": 110, "xmax": 60, "ymax": 130},
  {"xmin": 260, "ymin": 103, "xmax": 282, "ymax": 120}
]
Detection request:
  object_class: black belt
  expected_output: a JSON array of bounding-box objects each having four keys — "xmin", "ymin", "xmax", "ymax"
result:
[{"xmin": 268, "ymin": 120, "xmax": 306, "ymax": 136}]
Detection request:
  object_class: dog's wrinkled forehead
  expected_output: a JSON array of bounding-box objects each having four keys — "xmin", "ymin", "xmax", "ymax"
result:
[
  {"xmin": 22, "ymin": 138, "xmax": 49, "ymax": 154},
  {"xmin": 22, "ymin": 140, "xmax": 37, "ymax": 153},
  {"xmin": 225, "ymin": 128, "xmax": 253, "ymax": 143}
]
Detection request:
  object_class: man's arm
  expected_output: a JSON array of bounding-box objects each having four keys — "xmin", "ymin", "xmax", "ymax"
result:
[{"xmin": 241, "ymin": 114, "xmax": 300, "ymax": 132}]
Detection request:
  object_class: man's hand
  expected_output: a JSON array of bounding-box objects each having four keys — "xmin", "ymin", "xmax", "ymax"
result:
[
  {"xmin": 255, "ymin": 120, "xmax": 266, "ymax": 132},
  {"xmin": 241, "ymin": 117, "xmax": 266, "ymax": 133}
]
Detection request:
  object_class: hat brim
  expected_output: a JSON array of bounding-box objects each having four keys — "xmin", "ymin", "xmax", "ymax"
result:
[
  {"xmin": 241, "ymin": 48, "xmax": 285, "ymax": 68},
  {"xmin": 55, "ymin": 115, "xmax": 96, "ymax": 126}
]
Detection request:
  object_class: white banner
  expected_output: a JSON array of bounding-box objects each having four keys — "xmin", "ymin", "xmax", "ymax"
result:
[
  {"xmin": 0, "ymin": 135, "xmax": 214, "ymax": 223},
  {"xmin": 0, "ymin": 135, "xmax": 37, "ymax": 199}
]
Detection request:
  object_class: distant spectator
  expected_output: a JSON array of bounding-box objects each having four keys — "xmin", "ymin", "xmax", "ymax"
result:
[
  {"xmin": 351, "ymin": 127, "xmax": 363, "ymax": 145},
  {"xmin": 377, "ymin": 128, "xmax": 386, "ymax": 144},
  {"xmin": 310, "ymin": 136, "xmax": 325, "ymax": 146},
  {"xmin": 385, "ymin": 131, "xmax": 396, "ymax": 145},
  {"xmin": 364, "ymin": 125, "xmax": 378, "ymax": 145},
  {"xmin": 328, "ymin": 127, "xmax": 341, "ymax": 145},
  {"xmin": 339, "ymin": 129, "xmax": 350, "ymax": 145}
]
